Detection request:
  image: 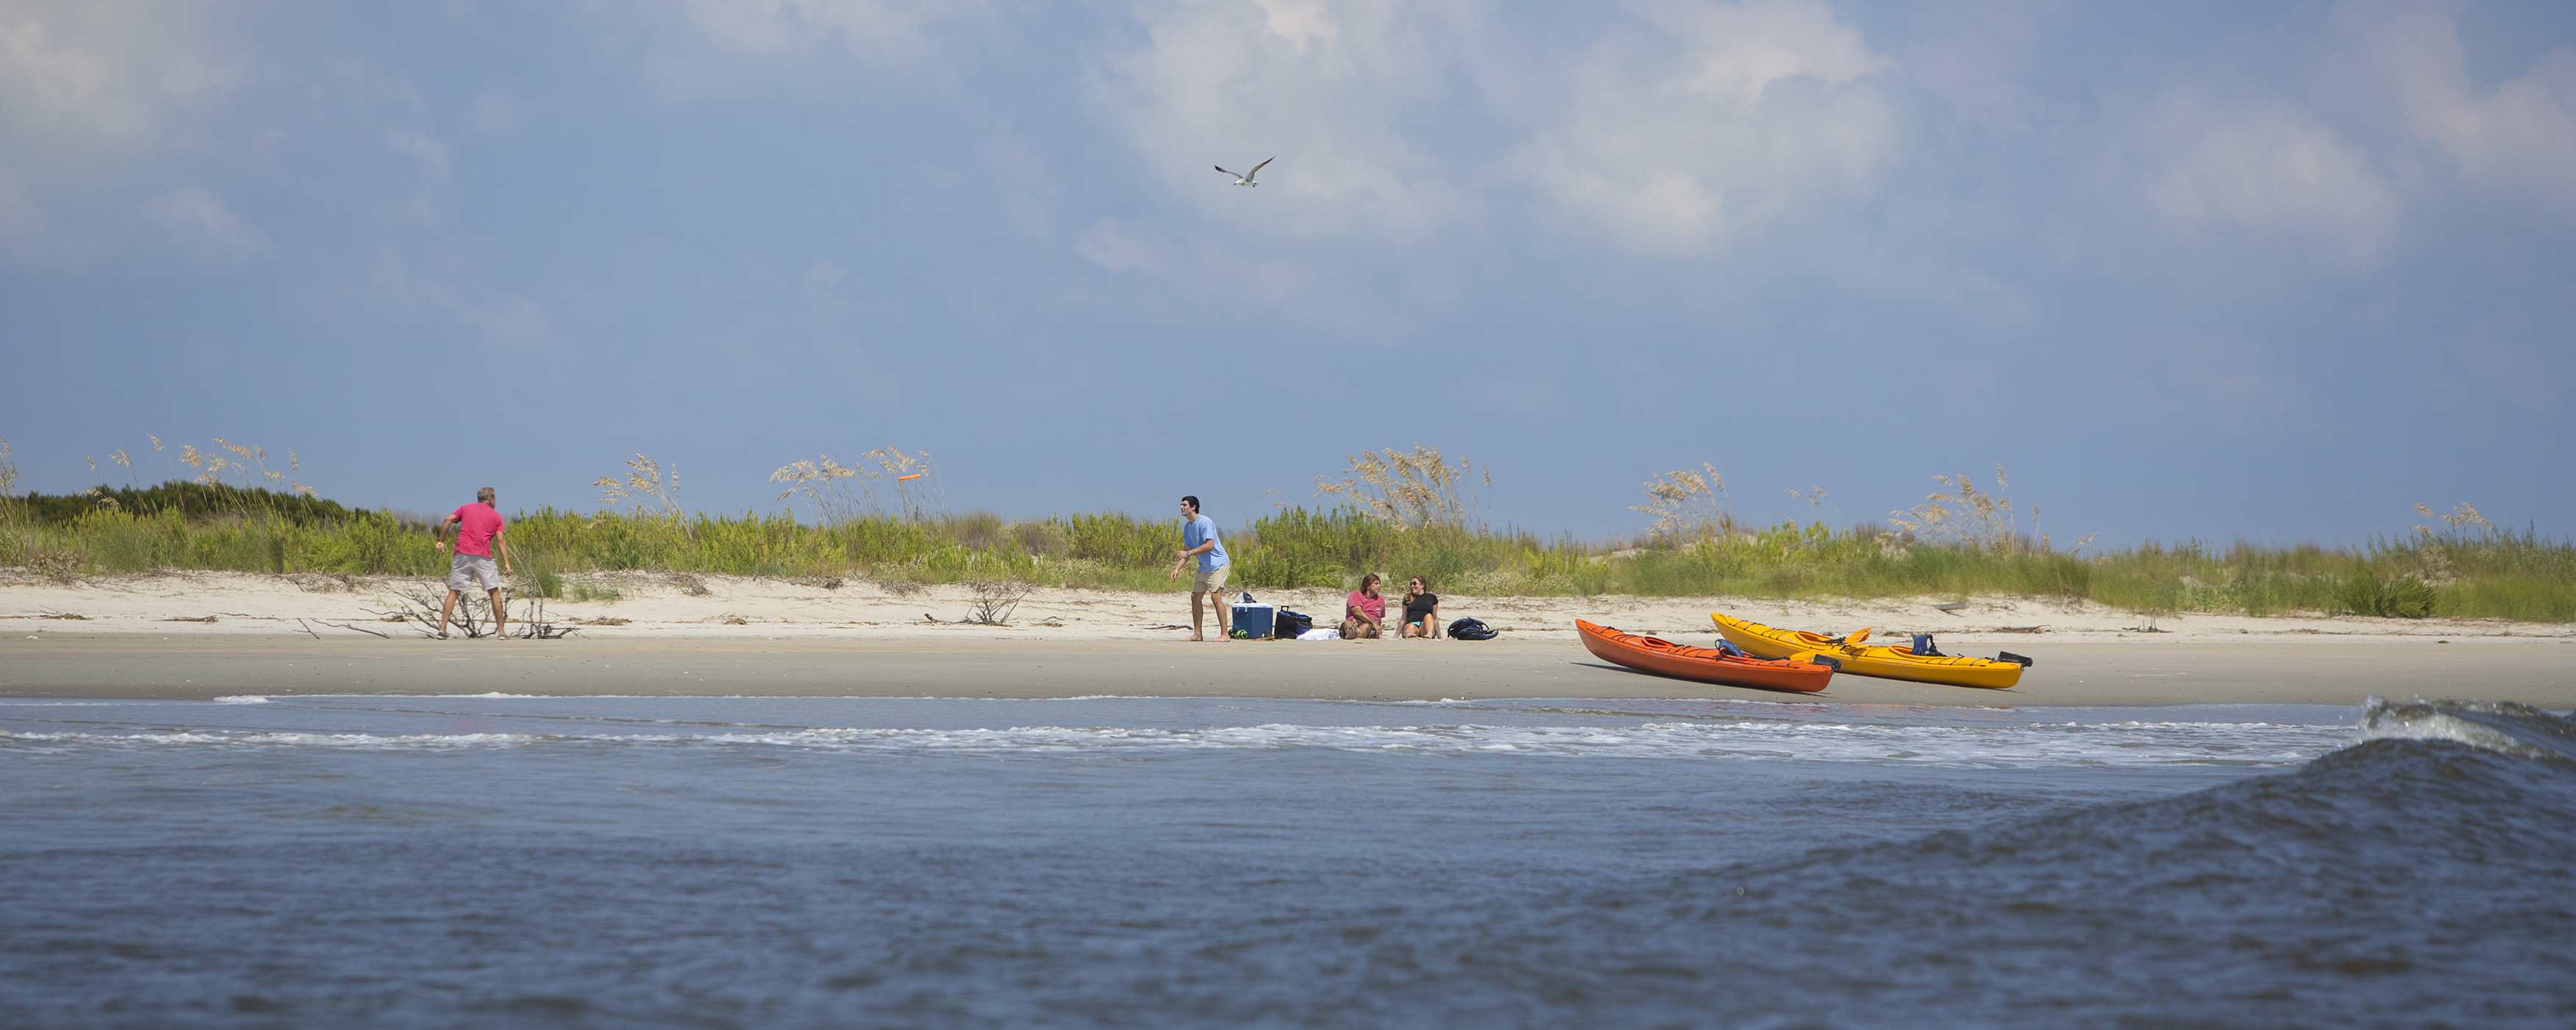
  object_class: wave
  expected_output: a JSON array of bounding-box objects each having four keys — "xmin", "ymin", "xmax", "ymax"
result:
[
  {"xmin": 2358, "ymin": 695, "xmax": 2576, "ymax": 762},
  {"xmin": 0, "ymin": 717, "xmax": 2349, "ymax": 768},
  {"xmin": 1527, "ymin": 704, "xmax": 2576, "ymax": 1023}
]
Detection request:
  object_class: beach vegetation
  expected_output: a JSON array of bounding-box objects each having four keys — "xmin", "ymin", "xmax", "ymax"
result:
[{"xmin": 4, "ymin": 440, "xmax": 2570, "ymax": 623}]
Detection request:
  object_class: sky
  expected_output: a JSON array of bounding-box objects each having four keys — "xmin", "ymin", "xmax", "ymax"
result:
[{"xmin": 2, "ymin": 0, "xmax": 2572, "ymax": 547}]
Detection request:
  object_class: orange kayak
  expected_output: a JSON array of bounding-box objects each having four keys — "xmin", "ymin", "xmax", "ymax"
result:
[{"xmin": 1576, "ymin": 619, "xmax": 1835, "ymax": 693}]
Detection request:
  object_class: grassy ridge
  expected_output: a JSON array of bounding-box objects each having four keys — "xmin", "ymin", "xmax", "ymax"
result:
[{"xmin": 2, "ymin": 483, "xmax": 2570, "ymax": 622}]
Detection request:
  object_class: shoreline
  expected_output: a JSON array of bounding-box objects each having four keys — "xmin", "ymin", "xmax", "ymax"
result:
[
  {"xmin": 5, "ymin": 635, "xmax": 2569, "ymax": 708},
  {"xmin": 6, "ymin": 572, "xmax": 2571, "ymax": 706}
]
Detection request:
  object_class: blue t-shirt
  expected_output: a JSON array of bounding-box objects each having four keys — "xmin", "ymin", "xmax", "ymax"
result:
[{"xmin": 1183, "ymin": 514, "xmax": 1228, "ymax": 571}]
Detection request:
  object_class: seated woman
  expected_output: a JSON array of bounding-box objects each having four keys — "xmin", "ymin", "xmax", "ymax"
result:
[
  {"xmin": 1342, "ymin": 572, "xmax": 1386, "ymax": 639},
  {"xmin": 1399, "ymin": 575, "xmax": 1441, "ymax": 639}
]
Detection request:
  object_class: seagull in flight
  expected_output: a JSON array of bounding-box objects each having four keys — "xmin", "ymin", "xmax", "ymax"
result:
[{"xmin": 1215, "ymin": 157, "xmax": 1274, "ymax": 187}]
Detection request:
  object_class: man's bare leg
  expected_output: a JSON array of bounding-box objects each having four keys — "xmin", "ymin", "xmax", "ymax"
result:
[
  {"xmin": 439, "ymin": 590, "xmax": 459, "ymax": 638},
  {"xmin": 487, "ymin": 588, "xmax": 507, "ymax": 639},
  {"xmin": 1189, "ymin": 591, "xmax": 1207, "ymax": 641}
]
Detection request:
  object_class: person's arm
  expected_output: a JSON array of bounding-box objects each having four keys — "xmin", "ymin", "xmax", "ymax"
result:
[
  {"xmin": 1169, "ymin": 538, "xmax": 1215, "ymax": 578},
  {"xmin": 496, "ymin": 528, "xmax": 513, "ymax": 576},
  {"xmin": 435, "ymin": 512, "xmax": 459, "ymax": 552}
]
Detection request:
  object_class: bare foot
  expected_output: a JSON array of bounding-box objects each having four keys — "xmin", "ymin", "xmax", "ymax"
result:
[{"xmin": 1188, "ymin": 633, "xmax": 1204, "ymax": 642}]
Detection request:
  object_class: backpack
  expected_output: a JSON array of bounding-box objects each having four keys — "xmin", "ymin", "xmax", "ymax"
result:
[
  {"xmin": 1274, "ymin": 609, "xmax": 1314, "ymax": 639},
  {"xmin": 1447, "ymin": 617, "xmax": 1497, "ymax": 641}
]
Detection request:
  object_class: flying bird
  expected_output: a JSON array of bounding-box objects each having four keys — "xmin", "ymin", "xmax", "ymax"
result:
[{"xmin": 1214, "ymin": 157, "xmax": 1274, "ymax": 187}]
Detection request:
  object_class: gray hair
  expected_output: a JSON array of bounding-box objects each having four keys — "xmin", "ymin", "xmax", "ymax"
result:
[{"xmin": 476, "ymin": 486, "xmax": 496, "ymax": 504}]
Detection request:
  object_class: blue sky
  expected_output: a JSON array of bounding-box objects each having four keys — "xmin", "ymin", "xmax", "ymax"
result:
[{"xmin": 3, "ymin": 0, "xmax": 2571, "ymax": 545}]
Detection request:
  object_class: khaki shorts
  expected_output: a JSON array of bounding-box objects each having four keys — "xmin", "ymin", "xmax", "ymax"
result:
[
  {"xmin": 1191, "ymin": 562, "xmax": 1231, "ymax": 594},
  {"xmin": 448, "ymin": 553, "xmax": 502, "ymax": 592}
]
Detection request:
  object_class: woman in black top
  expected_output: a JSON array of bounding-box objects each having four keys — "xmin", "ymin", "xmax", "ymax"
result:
[{"xmin": 1400, "ymin": 575, "xmax": 1441, "ymax": 639}]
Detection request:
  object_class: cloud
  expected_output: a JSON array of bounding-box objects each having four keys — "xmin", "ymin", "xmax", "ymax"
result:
[
  {"xmin": 0, "ymin": 163, "xmax": 49, "ymax": 260},
  {"xmin": 1075, "ymin": 219, "xmax": 1160, "ymax": 275},
  {"xmin": 384, "ymin": 129, "xmax": 450, "ymax": 177},
  {"xmin": 1512, "ymin": 0, "xmax": 1900, "ymax": 250},
  {"xmin": 1644, "ymin": 0, "xmax": 1889, "ymax": 102},
  {"xmin": 0, "ymin": 1, "xmax": 238, "ymax": 146},
  {"xmin": 1075, "ymin": 217, "xmax": 1314, "ymax": 306},
  {"xmin": 350, "ymin": 242, "xmax": 555, "ymax": 348},
  {"xmin": 141, "ymin": 185, "xmax": 265, "ymax": 262},
  {"xmin": 1894, "ymin": 0, "xmax": 2055, "ymax": 132},
  {"xmin": 2140, "ymin": 100, "xmax": 2399, "ymax": 263},
  {"xmin": 1086, "ymin": 0, "xmax": 1479, "ymax": 241},
  {"xmin": 1090, "ymin": 0, "xmax": 1902, "ymax": 253},
  {"xmin": 2333, "ymin": 0, "xmax": 2576, "ymax": 213},
  {"xmin": 676, "ymin": 0, "xmax": 964, "ymax": 60}
]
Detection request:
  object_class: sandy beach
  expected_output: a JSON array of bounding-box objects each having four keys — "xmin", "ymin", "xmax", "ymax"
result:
[{"xmin": 5, "ymin": 570, "xmax": 2569, "ymax": 706}]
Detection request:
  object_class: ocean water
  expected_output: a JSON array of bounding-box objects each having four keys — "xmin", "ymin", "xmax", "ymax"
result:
[{"xmin": 3, "ymin": 692, "xmax": 2572, "ymax": 1029}]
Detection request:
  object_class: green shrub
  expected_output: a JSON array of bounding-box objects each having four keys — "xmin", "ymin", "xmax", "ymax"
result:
[{"xmin": 2335, "ymin": 573, "xmax": 2438, "ymax": 619}]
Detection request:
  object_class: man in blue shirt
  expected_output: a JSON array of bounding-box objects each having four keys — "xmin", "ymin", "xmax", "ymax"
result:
[{"xmin": 1167, "ymin": 494, "xmax": 1232, "ymax": 642}]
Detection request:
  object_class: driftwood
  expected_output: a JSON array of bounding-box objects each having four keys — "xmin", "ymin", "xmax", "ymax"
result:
[
  {"xmin": 963, "ymin": 580, "xmax": 1033, "ymax": 625},
  {"xmin": 365, "ymin": 585, "xmax": 493, "ymax": 638}
]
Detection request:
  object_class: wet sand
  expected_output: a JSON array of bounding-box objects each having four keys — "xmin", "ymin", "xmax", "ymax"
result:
[{"xmin": 4, "ymin": 634, "xmax": 2569, "ymax": 708}]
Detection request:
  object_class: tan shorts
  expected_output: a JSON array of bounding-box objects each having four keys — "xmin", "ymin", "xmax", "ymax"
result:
[
  {"xmin": 448, "ymin": 553, "xmax": 502, "ymax": 592},
  {"xmin": 1191, "ymin": 563, "xmax": 1231, "ymax": 594}
]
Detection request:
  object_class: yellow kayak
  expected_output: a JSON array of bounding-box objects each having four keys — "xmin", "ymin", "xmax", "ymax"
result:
[{"xmin": 1710, "ymin": 612, "xmax": 2030, "ymax": 689}]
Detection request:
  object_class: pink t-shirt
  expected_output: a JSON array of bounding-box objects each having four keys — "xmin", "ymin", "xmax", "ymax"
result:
[
  {"xmin": 450, "ymin": 503, "xmax": 505, "ymax": 557},
  {"xmin": 1348, "ymin": 590, "xmax": 1384, "ymax": 622}
]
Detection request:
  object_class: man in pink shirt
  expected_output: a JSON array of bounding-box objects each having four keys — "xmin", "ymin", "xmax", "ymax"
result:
[{"xmin": 435, "ymin": 486, "xmax": 514, "ymax": 639}]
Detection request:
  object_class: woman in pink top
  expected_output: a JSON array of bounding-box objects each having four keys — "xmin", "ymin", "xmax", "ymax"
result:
[{"xmin": 1341, "ymin": 572, "xmax": 1387, "ymax": 639}]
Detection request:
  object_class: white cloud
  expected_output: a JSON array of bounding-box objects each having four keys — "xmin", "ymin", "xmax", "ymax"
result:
[
  {"xmin": 1087, "ymin": 0, "xmax": 1477, "ymax": 241},
  {"xmin": 141, "ymin": 185, "xmax": 265, "ymax": 262},
  {"xmin": 1896, "ymin": 0, "xmax": 2054, "ymax": 132},
  {"xmin": 1642, "ymin": 0, "xmax": 1889, "ymax": 102},
  {"xmin": 1090, "ymin": 0, "xmax": 1902, "ymax": 254},
  {"xmin": 2333, "ymin": 0, "xmax": 2576, "ymax": 213},
  {"xmin": 0, "ymin": 163, "xmax": 43, "ymax": 257},
  {"xmin": 467, "ymin": 91, "xmax": 520, "ymax": 135},
  {"xmin": 353, "ymin": 243, "xmax": 554, "ymax": 348},
  {"xmin": 0, "ymin": 3, "xmax": 244, "ymax": 264},
  {"xmin": 2140, "ymin": 101, "xmax": 2398, "ymax": 263},
  {"xmin": 1512, "ymin": 0, "xmax": 1900, "ymax": 250},
  {"xmin": 384, "ymin": 129, "xmax": 450, "ymax": 177},
  {"xmin": 0, "ymin": 1, "xmax": 238, "ymax": 145},
  {"xmin": 1072, "ymin": 217, "xmax": 1329, "ymax": 314},
  {"xmin": 1075, "ymin": 219, "xmax": 1160, "ymax": 275},
  {"xmin": 677, "ymin": 0, "xmax": 963, "ymax": 60}
]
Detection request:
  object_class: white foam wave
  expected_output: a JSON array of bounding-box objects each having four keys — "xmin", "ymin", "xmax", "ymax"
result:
[
  {"xmin": 2, "ymin": 730, "xmax": 546, "ymax": 750},
  {"xmin": 213, "ymin": 695, "xmax": 271, "ymax": 704},
  {"xmin": 2358, "ymin": 696, "xmax": 2576, "ymax": 761},
  {"xmin": 0, "ymin": 719, "xmax": 2352, "ymax": 768}
]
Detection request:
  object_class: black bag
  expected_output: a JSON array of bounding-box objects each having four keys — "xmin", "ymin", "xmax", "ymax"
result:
[
  {"xmin": 1274, "ymin": 609, "xmax": 1314, "ymax": 639},
  {"xmin": 1447, "ymin": 617, "xmax": 1497, "ymax": 641}
]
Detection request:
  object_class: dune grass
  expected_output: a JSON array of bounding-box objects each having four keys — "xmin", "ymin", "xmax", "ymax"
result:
[
  {"xmin": 4, "ymin": 441, "xmax": 2569, "ymax": 623},
  {"xmin": 3, "ymin": 486, "xmax": 2570, "ymax": 622}
]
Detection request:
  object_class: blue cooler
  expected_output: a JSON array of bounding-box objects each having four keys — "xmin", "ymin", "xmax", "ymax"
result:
[{"xmin": 1228, "ymin": 596, "xmax": 1275, "ymax": 639}]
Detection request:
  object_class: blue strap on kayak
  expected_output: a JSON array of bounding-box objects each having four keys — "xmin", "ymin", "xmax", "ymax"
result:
[{"xmin": 1712, "ymin": 640, "xmax": 1747, "ymax": 657}]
